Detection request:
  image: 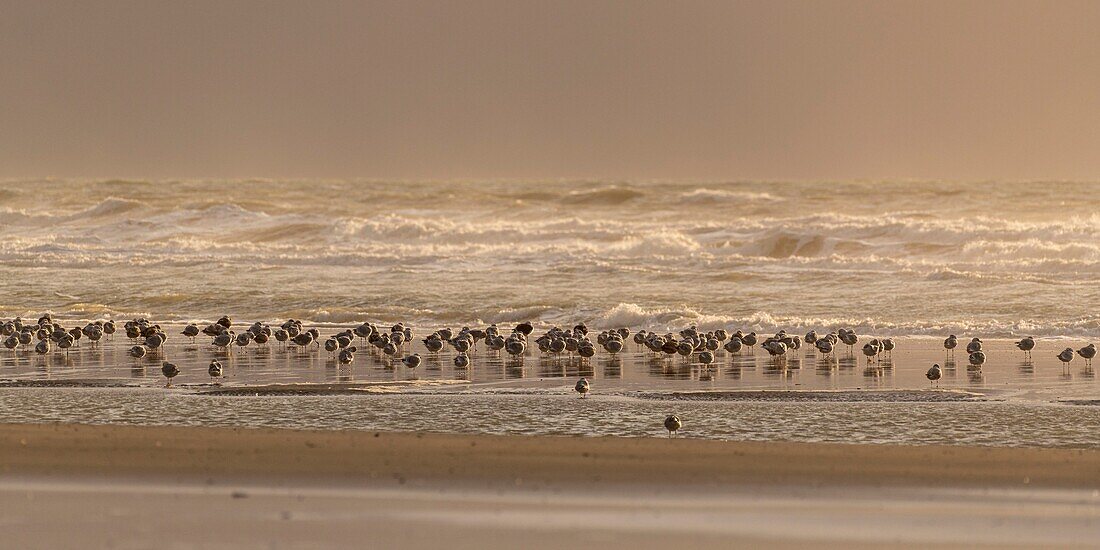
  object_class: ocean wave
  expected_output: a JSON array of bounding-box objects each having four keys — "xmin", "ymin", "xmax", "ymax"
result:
[
  {"xmin": 9, "ymin": 299, "xmax": 1100, "ymax": 339},
  {"xmin": 5, "ymin": 195, "xmax": 1100, "ymax": 269},
  {"xmin": 2, "ymin": 179, "xmax": 1100, "ymax": 339},
  {"xmin": 558, "ymin": 186, "xmax": 644, "ymax": 205},
  {"xmin": 677, "ymin": 188, "xmax": 777, "ymax": 203},
  {"xmin": 522, "ymin": 303, "xmax": 1100, "ymax": 338}
]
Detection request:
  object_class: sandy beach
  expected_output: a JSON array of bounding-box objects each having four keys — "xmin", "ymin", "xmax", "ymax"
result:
[{"xmin": 0, "ymin": 423, "xmax": 1097, "ymax": 548}]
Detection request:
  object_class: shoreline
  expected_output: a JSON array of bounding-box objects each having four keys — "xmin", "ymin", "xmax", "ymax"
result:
[
  {"xmin": 1, "ymin": 424, "xmax": 1099, "ymax": 547},
  {"xmin": 2, "ymin": 422, "xmax": 1098, "ymax": 490}
]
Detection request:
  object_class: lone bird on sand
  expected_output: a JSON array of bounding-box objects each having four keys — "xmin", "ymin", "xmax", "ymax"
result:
[
  {"xmin": 574, "ymin": 377, "xmax": 590, "ymax": 398},
  {"xmin": 664, "ymin": 415, "xmax": 682, "ymax": 437},
  {"xmin": 162, "ymin": 361, "xmax": 180, "ymax": 387},
  {"xmin": 208, "ymin": 360, "xmax": 223, "ymax": 381},
  {"xmin": 926, "ymin": 364, "xmax": 942, "ymax": 385}
]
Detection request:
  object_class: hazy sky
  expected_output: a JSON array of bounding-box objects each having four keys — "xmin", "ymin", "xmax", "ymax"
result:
[{"xmin": 3, "ymin": 0, "xmax": 1100, "ymax": 180}]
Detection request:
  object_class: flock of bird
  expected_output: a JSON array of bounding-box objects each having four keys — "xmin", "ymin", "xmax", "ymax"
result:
[
  {"xmin": 4, "ymin": 314, "xmax": 1099, "ymax": 435},
  {"xmin": 924, "ymin": 335, "xmax": 1096, "ymax": 385}
]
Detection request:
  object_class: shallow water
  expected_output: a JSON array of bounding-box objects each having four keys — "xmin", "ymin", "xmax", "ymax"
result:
[
  {"xmin": 1, "ymin": 328, "xmax": 1098, "ymax": 447},
  {"xmin": 1, "ymin": 389, "xmax": 1098, "ymax": 448},
  {"xmin": 0, "ymin": 330, "xmax": 1095, "ymax": 398},
  {"xmin": 3, "ymin": 180, "xmax": 1100, "ymax": 336}
]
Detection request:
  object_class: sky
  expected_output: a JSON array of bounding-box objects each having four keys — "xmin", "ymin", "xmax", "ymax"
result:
[{"xmin": 2, "ymin": 0, "xmax": 1100, "ymax": 181}]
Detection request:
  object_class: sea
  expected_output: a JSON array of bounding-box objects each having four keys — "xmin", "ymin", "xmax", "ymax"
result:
[{"xmin": 0, "ymin": 179, "xmax": 1096, "ymax": 336}]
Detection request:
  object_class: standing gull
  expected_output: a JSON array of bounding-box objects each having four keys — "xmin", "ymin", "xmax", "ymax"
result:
[
  {"xmin": 968, "ymin": 350, "xmax": 986, "ymax": 369},
  {"xmin": 926, "ymin": 363, "xmax": 942, "ymax": 386},
  {"xmin": 943, "ymin": 335, "xmax": 958, "ymax": 357},
  {"xmin": 161, "ymin": 362, "xmax": 180, "ymax": 387},
  {"xmin": 402, "ymin": 354, "xmax": 423, "ymax": 369},
  {"xmin": 1057, "ymin": 348, "xmax": 1074, "ymax": 369},
  {"xmin": 1076, "ymin": 344, "xmax": 1095, "ymax": 367},
  {"xmin": 664, "ymin": 415, "xmax": 682, "ymax": 438},
  {"xmin": 966, "ymin": 338, "xmax": 983, "ymax": 354},
  {"xmin": 1015, "ymin": 337, "xmax": 1036, "ymax": 359},
  {"xmin": 208, "ymin": 360, "xmax": 223, "ymax": 381},
  {"xmin": 574, "ymin": 377, "xmax": 590, "ymax": 398},
  {"xmin": 337, "ymin": 347, "xmax": 356, "ymax": 365}
]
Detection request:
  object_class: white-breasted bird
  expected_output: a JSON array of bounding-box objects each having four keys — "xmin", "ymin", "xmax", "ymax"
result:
[
  {"xmin": 926, "ymin": 363, "xmax": 942, "ymax": 385},
  {"xmin": 574, "ymin": 377, "xmax": 590, "ymax": 398},
  {"xmin": 664, "ymin": 415, "xmax": 682, "ymax": 437}
]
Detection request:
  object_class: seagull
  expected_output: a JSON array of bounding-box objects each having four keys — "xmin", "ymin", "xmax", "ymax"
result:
[
  {"xmin": 968, "ymin": 350, "xmax": 986, "ymax": 368},
  {"xmin": 966, "ymin": 338, "xmax": 982, "ymax": 354},
  {"xmin": 291, "ymin": 332, "xmax": 314, "ymax": 348},
  {"xmin": 664, "ymin": 415, "xmax": 682, "ymax": 438},
  {"xmin": 208, "ymin": 360, "xmax": 223, "ymax": 381},
  {"xmin": 57, "ymin": 333, "xmax": 76, "ymax": 353},
  {"xmin": 741, "ymin": 332, "xmax": 758, "ymax": 352},
  {"xmin": 574, "ymin": 377, "xmax": 590, "ymax": 398},
  {"xmin": 161, "ymin": 361, "xmax": 180, "ymax": 387},
  {"xmin": 181, "ymin": 324, "xmax": 200, "ymax": 343},
  {"xmin": 1076, "ymin": 344, "xmax": 1095, "ymax": 366},
  {"xmin": 451, "ymin": 338, "xmax": 471, "ymax": 353},
  {"xmin": 723, "ymin": 337, "xmax": 743, "ymax": 354},
  {"xmin": 1016, "ymin": 336, "xmax": 1036, "ymax": 359},
  {"xmin": 1058, "ymin": 347, "xmax": 1074, "ymax": 368},
  {"xmin": 424, "ymin": 337, "xmax": 444, "ymax": 353},
  {"xmin": 943, "ymin": 335, "xmax": 958, "ymax": 356},
  {"xmin": 324, "ymin": 338, "xmax": 339, "ymax": 354},
  {"xmin": 699, "ymin": 350, "xmax": 714, "ymax": 367},
  {"xmin": 882, "ymin": 338, "xmax": 895, "ymax": 358},
  {"xmin": 926, "ymin": 363, "xmax": 942, "ymax": 385},
  {"xmin": 838, "ymin": 329, "xmax": 858, "ymax": 353},
  {"xmin": 144, "ymin": 332, "xmax": 165, "ymax": 352},
  {"xmin": 337, "ymin": 346, "xmax": 356, "ymax": 365},
  {"xmin": 234, "ymin": 332, "xmax": 251, "ymax": 349},
  {"xmin": 578, "ymin": 344, "xmax": 595, "ymax": 359},
  {"xmin": 861, "ymin": 342, "xmax": 879, "ymax": 363},
  {"xmin": 504, "ymin": 338, "xmax": 526, "ymax": 359}
]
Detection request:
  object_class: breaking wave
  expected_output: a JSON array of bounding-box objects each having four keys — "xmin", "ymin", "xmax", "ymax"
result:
[{"xmin": 1, "ymin": 179, "xmax": 1099, "ymax": 337}]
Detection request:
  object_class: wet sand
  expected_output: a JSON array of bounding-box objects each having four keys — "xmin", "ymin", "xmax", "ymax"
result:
[{"xmin": 1, "ymin": 423, "xmax": 1098, "ymax": 548}]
